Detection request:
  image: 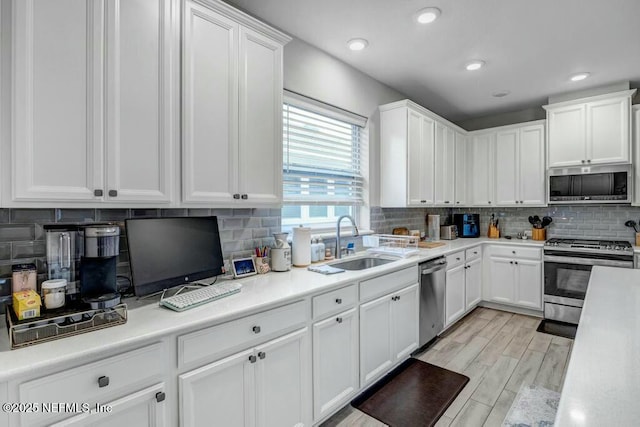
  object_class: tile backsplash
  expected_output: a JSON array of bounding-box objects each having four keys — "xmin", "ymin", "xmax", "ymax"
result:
[{"xmin": 0, "ymin": 208, "xmax": 281, "ymax": 309}]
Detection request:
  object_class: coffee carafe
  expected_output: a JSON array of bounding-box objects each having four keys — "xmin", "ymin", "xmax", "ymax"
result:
[{"xmin": 270, "ymin": 232, "xmax": 291, "ymax": 272}]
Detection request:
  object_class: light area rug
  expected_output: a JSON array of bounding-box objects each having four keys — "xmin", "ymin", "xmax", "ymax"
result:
[{"xmin": 502, "ymin": 384, "xmax": 560, "ymax": 427}]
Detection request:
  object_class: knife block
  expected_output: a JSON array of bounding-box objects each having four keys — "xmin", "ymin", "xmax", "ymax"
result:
[
  {"xmin": 532, "ymin": 228, "xmax": 546, "ymax": 241},
  {"xmin": 488, "ymin": 225, "xmax": 500, "ymax": 239}
]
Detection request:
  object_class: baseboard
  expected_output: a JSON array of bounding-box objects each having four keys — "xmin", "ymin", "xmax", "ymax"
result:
[{"xmin": 479, "ymin": 301, "xmax": 543, "ymax": 317}]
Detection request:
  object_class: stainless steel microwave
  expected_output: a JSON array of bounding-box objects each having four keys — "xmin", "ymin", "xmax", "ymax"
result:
[{"xmin": 548, "ymin": 164, "xmax": 631, "ymax": 204}]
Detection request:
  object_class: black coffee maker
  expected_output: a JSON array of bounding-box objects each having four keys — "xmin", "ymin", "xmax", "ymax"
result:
[
  {"xmin": 79, "ymin": 225, "xmax": 121, "ymax": 308},
  {"xmin": 45, "ymin": 223, "xmax": 120, "ymax": 309}
]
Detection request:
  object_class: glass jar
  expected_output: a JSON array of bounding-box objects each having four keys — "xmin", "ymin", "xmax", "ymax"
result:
[{"xmin": 41, "ymin": 279, "xmax": 67, "ymax": 309}]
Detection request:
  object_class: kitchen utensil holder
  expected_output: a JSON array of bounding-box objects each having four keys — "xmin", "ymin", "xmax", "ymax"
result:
[
  {"xmin": 532, "ymin": 228, "xmax": 546, "ymax": 241},
  {"xmin": 636, "ymin": 233, "xmax": 640, "ymax": 247},
  {"xmin": 488, "ymin": 225, "xmax": 500, "ymax": 239},
  {"xmin": 6, "ymin": 303, "xmax": 127, "ymax": 349}
]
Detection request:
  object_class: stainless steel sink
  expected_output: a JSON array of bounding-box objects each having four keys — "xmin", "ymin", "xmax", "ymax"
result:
[{"xmin": 328, "ymin": 256, "xmax": 396, "ymax": 271}]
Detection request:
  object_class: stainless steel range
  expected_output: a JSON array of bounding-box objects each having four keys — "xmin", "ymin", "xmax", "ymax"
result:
[{"xmin": 543, "ymin": 238, "xmax": 634, "ymax": 324}]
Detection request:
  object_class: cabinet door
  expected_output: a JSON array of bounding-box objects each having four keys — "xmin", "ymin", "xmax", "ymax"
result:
[
  {"xmin": 547, "ymin": 104, "xmax": 586, "ymax": 167},
  {"xmin": 390, "ymin": 283, "xmax": 419, "ymax": 361},
  {"xmin": 237, "ymin": 27, "xmax": 283, "ymax": 205},
  {"xmin": 407, "ymin": 112, "xmax": 435, "ymax": 206},
  {"xmin": 255, "ymin": 328, "xmax": 311, "ymax": 427},
  {"xmin": 435, "ymin": 124, "xmax": 456, "ymax": 206},
  {"xmin": 495, "ymin": 129, "xmax": 519, "ymax": 206},
  {"xmin": 519, "ymin": 125, "xmax": 546, "ymax": 205},
  {"xmin": 515, "ymin": 260, "xmax": 543, "ymax": 309},
  {"xmin": 13, "ymin": 0, "xmax": 103, "ymax": 201},
  {"xmin": 312, "ymin": 309, "xmax": 358, "ymax": 422},
  {"xmin": 634, "ymin": 107, "xmax": 640, "ymax": 205},
  {"xmin": 470, "ymin": 133, "xmax": 495, "ymax": 206},
  {"xmin": 179, "ymin": 348, "xmax": 254, "ymax": 427},
  {"xmin": 360, "ymin": 294, "xmax": 393, "ymax": 386},
  {"xmin": 465, "ymin": 258, "xmax": 482, "ymax": 310},
  {"xmin": 487, "ymin": 257, "xmax": 515, "ymax": 304},
  {"xmin": 445, "ymin": 265, "xmax": 465, "ymax": 326},
  {"xmin": 587, "ymin": 96, "xmax": 630, "ymax": 165},
  {"xmin": 53, "ymin": 383, "xmax": 166, "ymax": 427},
  {"xmin": 182, "ymin": 1, "xmax": 238, "ymax": 203},
  {"xmin": 104, "ymin": 0, "xmax": 176, "ymax": 203},
  {"xmin": 454, "ymin": 131, "xmax": 467, "ymax": 206}
]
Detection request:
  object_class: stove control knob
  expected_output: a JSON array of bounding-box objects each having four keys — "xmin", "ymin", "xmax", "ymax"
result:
[
  {"xmin": 605, "ymin": 245, "xmax": 612, "ymax": 250},
  {"xmin": 615, "ymin": 245, "xmax": 622, "ymax": 250}
]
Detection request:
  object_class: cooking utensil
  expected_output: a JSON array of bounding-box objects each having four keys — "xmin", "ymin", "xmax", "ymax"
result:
[
  {"xmin": 541, "ymin": 216, "xmax": 553, "ymax": 228},
  {"xmin": 624, "ymin": 220, "xmax": 638, "ymax": 232},
  {"xmin": 528, "ymin": 216, "xmax": 536, "ymax": 226}
]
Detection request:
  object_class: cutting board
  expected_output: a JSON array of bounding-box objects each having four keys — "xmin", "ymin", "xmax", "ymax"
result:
[{"xmin": 418, "ymin": 241, "xmax": 447, "ymax": 249}]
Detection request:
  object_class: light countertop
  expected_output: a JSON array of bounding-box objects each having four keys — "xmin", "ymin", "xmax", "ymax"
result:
[
  {"xmin": 555, "ymin": 266, "xmax": 640, "ymax": 426},
  {"xmin": 0, "ymin": 237, "xmax": 544, "ymax": 381}
]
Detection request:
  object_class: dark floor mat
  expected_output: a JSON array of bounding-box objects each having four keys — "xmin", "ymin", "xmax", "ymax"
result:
[
  {"xmin": 536, "ymin": 319, "xmax": 577, "ymax": 339},
  {"xmin": 351, "ymin": 358, "xmax": 469, "ymax": 427}
]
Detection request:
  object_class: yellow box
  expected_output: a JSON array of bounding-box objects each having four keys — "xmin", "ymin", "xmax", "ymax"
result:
[{"xmin": 12, "ymin": 290, "xmax": 41, "ymax": 320}]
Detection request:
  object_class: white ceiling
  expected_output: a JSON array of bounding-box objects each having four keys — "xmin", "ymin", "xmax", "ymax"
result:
[{"xmin": 226, "ymin": 0, "xmax": 640, "ymax": 123}]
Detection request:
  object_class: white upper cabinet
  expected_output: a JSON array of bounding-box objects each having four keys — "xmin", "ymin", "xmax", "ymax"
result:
[
  {"xmin": 493, "ymin": 122, "xmax": 546, "ymax": 206},
  {"xmin": 105, "ymin": 0, "xmax": 177, "ymax": 202},
  {"xmin": 434, "ymin": 123, "xmax": 456, "ymax": 206},
  {"xmin": 545, "ymin": 90, "xmax": 636, "ymax": 167},
  {"xmin": 454, "ymin": 131, "xmax": 468, "ymax": 206},
  {"xmin": 12, "ymin": 0, "xmax": 104, "ymax": 201},
  {"xmin": 633, "ymin": 106, "xmax": 640, "ymax": 206},
  {"xmin": 380, "ymin": 100, "xmax": 464, "ymax": 207},
  {"xmin": 11, "ymin": 0, "xmax": 177, "ymax": 204},
  {"xmin": 470, "ymin": 133, "xmax": 495, "ymax": 206},
  {"xmin": 182, "ymin": 0, "xmax": 288, "ymax": 206}
]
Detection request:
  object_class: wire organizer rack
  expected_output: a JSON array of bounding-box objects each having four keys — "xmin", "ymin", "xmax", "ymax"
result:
[
  {"xmin": 6, "ymin": 304, "xmax": 127, "ymax": 349},
  {"xmin": 362, "ymin": 234, "xmax": 420, "ymax": 258}
]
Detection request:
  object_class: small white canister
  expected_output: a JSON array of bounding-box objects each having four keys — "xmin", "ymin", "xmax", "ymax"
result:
[
  {"xmin": 292, "ymin": 226, "xmax": 311, "ymax": 267},
  {"xmin": 41, "ymin": 279, "xmax": 67, "ymax": 309}
]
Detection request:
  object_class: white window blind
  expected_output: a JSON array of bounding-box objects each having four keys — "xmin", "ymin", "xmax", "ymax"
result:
[{"xmin": 282, "ymin": 99, "xmax": 365, "ymax": 206}]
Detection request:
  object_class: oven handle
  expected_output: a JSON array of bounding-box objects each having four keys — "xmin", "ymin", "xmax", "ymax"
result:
[{"xmin": 544, "ymin": 254, "xmax": 633, "ymax": 268}]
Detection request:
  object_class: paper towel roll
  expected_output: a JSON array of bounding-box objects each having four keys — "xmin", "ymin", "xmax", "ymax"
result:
[
  {"xmin": 292, "ymin": 226, "xmax": 311, "ymax": 267},
  {"xmin": 428, "ymin": 215, "xmax": 440, "ymax": 241}
]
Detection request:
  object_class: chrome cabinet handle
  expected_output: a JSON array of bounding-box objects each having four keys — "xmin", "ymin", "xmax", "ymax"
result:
[
  {"xmin": 512, "ymin": 250, "xmax": 516, "ymax": 254},
  {"xmin": 155, "ymin": 392, "xmax": 166, "ymax": 403},
  {"xmin": 108, "ymin": 190, "xmax": 117, "ymax": 197},
  {"xmin": 98, "ymin": 376, "xmax": 109, "ymax": 388},
  {"xmin": 335, "ymin": 298, "xmax": 342, "ymax": 304},
  {"xmin": 587, "ymin": 160, "xmax": 591, "ymax": 163},
  {"xmin": 249, "ymin": 355, "xmax": 257, "ymax": 363},
  {"xmin": 233, "ymin": 194, "xmax": 240, "ymax": 199},
  {"xmin": 241, "ymin": 194, "xmax": 248, "ymax": 200},
  {"xmin": 582, "ymin": 160, "xmax": 586, "ymax": 164},
  {"xmin": 252, "ymin": 326, "xmax": 261, "ymax": 334},
  {"xmin": 94, "ymin": 189, "xmax": 103, "ymax": 197},
  {"xmin": 456, "ymin": 257, "xmax": 461, "ymax": 261},
  {"xmin": 420, "ymin": 200, "xmax": 426, "ymax": 203},
  {"xmin": 258, "ymin": 351, "xmax": 266, "ymax": 359},
  {"xmin": 510, "ymin": 261, "xmax": 514, "ymax": 264},
  {"xmin": 336, "ymin": 317, "xmax": 343, "ymax": 323},
  {"xmin": 514, "ymin": 261, "xmax": 518, "ymax": 265}
]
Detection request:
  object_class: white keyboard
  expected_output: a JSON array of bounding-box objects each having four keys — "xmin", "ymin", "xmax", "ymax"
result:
[{"xmin": 160, "ymin": 282, "xmax": 242, "ymax": 312}]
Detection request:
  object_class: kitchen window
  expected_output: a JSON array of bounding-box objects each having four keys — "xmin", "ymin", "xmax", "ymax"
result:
[{"xmin": 282, "ymin": 92, "xmax": 367, "ymax": 232}]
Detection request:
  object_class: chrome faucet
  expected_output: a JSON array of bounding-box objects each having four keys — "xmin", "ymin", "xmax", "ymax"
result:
[{"xmin": 336, "ymin": 215, "xmax": 359, "ymax": 259}]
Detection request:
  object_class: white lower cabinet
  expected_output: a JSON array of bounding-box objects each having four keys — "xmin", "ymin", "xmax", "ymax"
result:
[
  {"xmin": 486, "ymin": 256, "xmax": 543, "ymax": 310},
  {"xmin": 312, "ymin": 308, "xmax": 358, "ymax": 422},
  {"xmin": 445, "ymin": 265, "xmax": 466, "ymax": 326},
  {"xmin": 50, "ymin": 383, "xmax": 166, "ymax": 427},
  {"xmin": 360, "ymin": 283, "xmax": 419, "ymax": 387},
  {"xmin": 179, "ymin": 328, "xmax": 310, "ymax": 427},
  {"xmin": 445, "ymin": 248, "xmax": 483, "ymax": 327}
]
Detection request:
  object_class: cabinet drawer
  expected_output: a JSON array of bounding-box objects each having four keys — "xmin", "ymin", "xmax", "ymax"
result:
[
  {"xmin": 19, "ymin": 343, "xmax": 163, "ymax": 426},
  {"xmin": 313, "ymin": 284, "xmax": 357, "ymax": 319},
  {"xmin": 446, "ymin": 251, "xmax": 465, "ymax": 269},
  {"xmin": 490, "ymin": 245, "xmax": 542, "ymax": 260},
  {"xmin": 465, "ymin": 246, "xmax": 482, "ymax": 262},
  {"xmin": 359, "ymin": 266, "xmax": 418, "ymax": 302},
  {"xmin": 178, "ymin": 300, "xmax": 307, "ymax": 368}
]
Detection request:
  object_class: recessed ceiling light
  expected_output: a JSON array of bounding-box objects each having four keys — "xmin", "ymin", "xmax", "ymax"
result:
[
  {"xmin": 415, "ymin": 7, "xmax": 441, "ymax": 24},
  {"xmin": 492, "ymin": 90, "xmax": 511, "ymax": 98},
  {"xmin": 347, "ymin": 38, "xmax": 368, "ymax": 51},
  {"xmin": 465, "ymin": 60, "xmax": 485, "ymax": 71},
  {"xmin": 570, "ymin": 72, "xmax": 590, "ymax": 82}
]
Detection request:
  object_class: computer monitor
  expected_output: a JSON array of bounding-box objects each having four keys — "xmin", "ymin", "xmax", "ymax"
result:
[{"xmin": 125, "ymin": 216, "xmax": 224, "ymax": 297}]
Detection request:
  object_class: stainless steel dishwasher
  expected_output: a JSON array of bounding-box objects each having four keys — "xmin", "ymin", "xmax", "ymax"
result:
[{"xmin": 418, "ymin": 257, "xmax": 447, "ymax": 349}]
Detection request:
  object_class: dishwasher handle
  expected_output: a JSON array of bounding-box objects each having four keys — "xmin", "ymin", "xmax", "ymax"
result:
[{"xmin": 420, "ymin": 260, "xmax": 447, "ymax": 275}]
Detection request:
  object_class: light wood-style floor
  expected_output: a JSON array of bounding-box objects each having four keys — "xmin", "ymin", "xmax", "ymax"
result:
[{"xmin": 321, "ymin": 308, "xmax": 573, "ymax": 427}]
